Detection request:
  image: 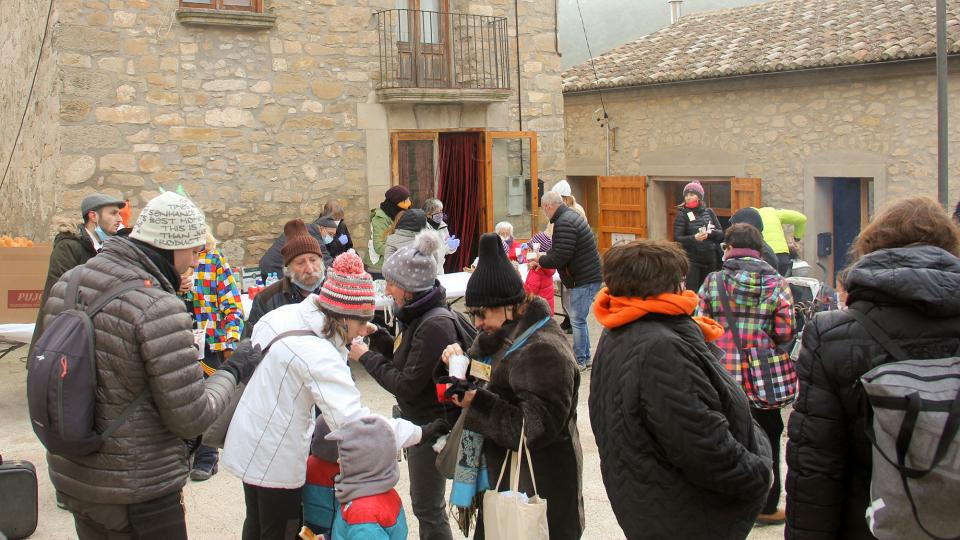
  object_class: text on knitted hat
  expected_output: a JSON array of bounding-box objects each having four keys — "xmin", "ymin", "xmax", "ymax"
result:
[{"xmin": 130, "ymin": 192, "xmax": 206, "ymax": 250}]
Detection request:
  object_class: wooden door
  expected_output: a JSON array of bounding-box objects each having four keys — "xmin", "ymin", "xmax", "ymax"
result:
[
  {"xmin": 731, "ymin": 177, "xmax": 762, "ymax": 212},
  {"xmin": 597, "ymin": 176, "xmax": 647, "ymax": 254},
  {"xmin": 391, "ymin": 132, "xmax": 438, "ymax": 203},
  {"xmin": 483, "ymin": 131, "xmax": 539, "ymax": 239},
  {"xmin": 396, "ymin": 0, "xmax": 449, "ymax": 88}
]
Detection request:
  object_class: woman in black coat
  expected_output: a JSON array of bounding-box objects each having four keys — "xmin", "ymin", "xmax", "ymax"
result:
[
  {"xmin": 443, "ymin": 233, "xmax": 584, "ymax": 539},
  {"xmin": 590, "ymin": 239, "xmax": 772, "ymax": 540},
  {"xmin": 786, "ymin": 196, "xmax": 960, "ymax": 539},
  {"xmin": 673, "ymin": 180, "xmax": 724, "ymax": 291}
]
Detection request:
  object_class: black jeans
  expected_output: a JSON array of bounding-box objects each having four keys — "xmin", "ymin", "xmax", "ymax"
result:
[
  {"xmin": 751, "ymin": 408, "xmax": 784, "ymax": 514},
  {"xmin": 407, "ymin": 441, "xmax": 453, "ymax": 540},
  {"xmin": 685, "ymin": 261, "xmax": 714, "ymax": 293},
  {"xmin": 776, "ymin": 253, "xmax": 792, "ymax": 276},
  {"xmin": 242, "ymin": 483, "xmax": 303, "ymax": 540},
  {"xmin": 64, "ymin": 490, "xmax": 187, "ymax": 540}
]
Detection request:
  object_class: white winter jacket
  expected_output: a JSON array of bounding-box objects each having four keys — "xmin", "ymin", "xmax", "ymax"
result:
[{"xmin": 221, "ymin": 295, "xmax": 421, "ymax": 489}]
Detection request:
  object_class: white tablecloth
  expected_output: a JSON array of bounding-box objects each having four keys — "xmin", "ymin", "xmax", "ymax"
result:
[
  {"xmin": 4, "ymin": 269, "xmax": 557, "ymax": 345},
  {"xmin": 0, "ymin": 323, "xmax": 33, "ymax": 345}
]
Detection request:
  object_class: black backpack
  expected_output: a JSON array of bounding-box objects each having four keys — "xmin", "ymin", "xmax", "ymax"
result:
[
  {"xmin": 423, "ymin": 307, "xmax": 478, "ymax": 355},
  {"xmin": 27, "ymin": 269, "xmax": 153, "ymax": 457}
]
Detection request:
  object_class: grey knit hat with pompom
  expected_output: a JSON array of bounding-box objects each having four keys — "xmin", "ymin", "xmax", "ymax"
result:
[{"xmin": 381, "ymin": 230, "xmax": 444, "ymax": 292}]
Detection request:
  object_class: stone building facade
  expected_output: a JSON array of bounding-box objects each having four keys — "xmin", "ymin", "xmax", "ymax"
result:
[
  {"xmin": 1, "ymin": 1, "xmax": 60, "ymax": 239},
  {"xmin": 562, "ymin": 0, "xmax": 960, "ymax": 281},
  {"xmin": 3, "ymin": 0, "xmax": 564, "ymax": 265}
]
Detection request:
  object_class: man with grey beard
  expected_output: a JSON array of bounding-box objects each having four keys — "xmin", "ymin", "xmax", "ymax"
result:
[{"xmin": 243, "ymin": 219, "xmax": 326, "ymax": 337}]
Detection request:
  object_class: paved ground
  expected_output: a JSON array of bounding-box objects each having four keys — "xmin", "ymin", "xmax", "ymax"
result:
[{"xmin": 1, "ymin": 310, "xmax": 786, "ymax": 539}]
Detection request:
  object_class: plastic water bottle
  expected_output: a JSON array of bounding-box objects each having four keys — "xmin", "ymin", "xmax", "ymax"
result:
[
  {"xmin": 255, "ymin": 276, "xmax": 264, "ymax": 288},
  {"xmin": 266, "ymin": 273, "xmax": 278, "ymax": 287}
]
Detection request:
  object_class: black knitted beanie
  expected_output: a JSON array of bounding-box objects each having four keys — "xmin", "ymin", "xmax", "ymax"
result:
[{"xmin": 465, "ymin": 233, "xmax": 526, "ymax": 308}]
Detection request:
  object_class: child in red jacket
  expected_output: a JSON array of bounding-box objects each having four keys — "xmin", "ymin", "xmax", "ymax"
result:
[
  {"xmin": 301, "ymin": 417, "xmax": 340, "ymax": 539},
  {"xmin": 524, "ymin": 231, "xmax": 556, "ymax": 314}
]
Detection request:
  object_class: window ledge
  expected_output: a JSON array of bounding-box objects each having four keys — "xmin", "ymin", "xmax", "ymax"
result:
[
  {"xmin": 376, "ymin": 87, "xmax": 513, "ymax": 104},
  {"xmin": 176, "ymin": 8, "xmax": 276, "ymax": 29}
]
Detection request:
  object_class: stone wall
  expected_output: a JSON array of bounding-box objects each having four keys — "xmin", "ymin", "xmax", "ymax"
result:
[
  {"xmin": 564, "ymin": 60, "xmax": 960, "ymax": 211},
  {"xmin": 0, "ymin": 0, "xmax": 60, "ymax": 239},
  {"xmin": 45, "ymin": 0, "xmax": 564, "ymax": 264}
]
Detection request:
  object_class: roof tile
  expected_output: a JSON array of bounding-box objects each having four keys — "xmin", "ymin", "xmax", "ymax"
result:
[{"xmin": 562, "ymin": 0, "xmax": 960, "ymax": 92}]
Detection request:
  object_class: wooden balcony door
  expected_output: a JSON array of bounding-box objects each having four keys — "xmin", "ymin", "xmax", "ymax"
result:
[
  {"xmin": 597, "ymin": 176, "xmax": 647, "ymax": 254},
  {"xmin": 396, "ymin": 0, "xmax": 450, "ymax": 88}
]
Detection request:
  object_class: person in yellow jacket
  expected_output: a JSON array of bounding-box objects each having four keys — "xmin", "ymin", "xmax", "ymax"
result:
[{"xmin": 754, "ymin": 207, "xmax": 807, "ymax": 275}]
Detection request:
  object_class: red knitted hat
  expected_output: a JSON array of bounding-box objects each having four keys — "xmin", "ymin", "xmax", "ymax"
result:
[
  {"xmin": 281, "ymin": 219, "xmax": 323, "ymax": 266},
  {"xmin": 318, "ymin": 252, "xmax": 376, "ymax": 318}
]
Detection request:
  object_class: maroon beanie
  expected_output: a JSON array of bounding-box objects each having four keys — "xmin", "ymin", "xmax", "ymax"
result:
[
  {"xmin": 384, "ymin": 185, "xmax": 410, "ymax": 205},
  {"xmin": 281, "ymin": 219, "xmax": 323, "ymax": 266},
  {"xmin": 683, "ymin": 181, "xmax": 705, "ymax": 199}
]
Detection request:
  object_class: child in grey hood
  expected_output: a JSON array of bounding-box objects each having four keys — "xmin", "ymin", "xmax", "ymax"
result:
[{"xmin": 327, "ymin": 415, "xmax": 409, "ymax": 539}]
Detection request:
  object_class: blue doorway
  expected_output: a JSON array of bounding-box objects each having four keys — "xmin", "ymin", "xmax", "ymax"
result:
[{"xmin": 829, "ymin": 178, "xmax": 872, "ymax": 283}]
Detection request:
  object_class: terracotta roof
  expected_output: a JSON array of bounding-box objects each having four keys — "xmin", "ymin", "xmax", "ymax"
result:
[{"xmin": 562, "ymin": 0, "xmax": 960, "ymax": 92}]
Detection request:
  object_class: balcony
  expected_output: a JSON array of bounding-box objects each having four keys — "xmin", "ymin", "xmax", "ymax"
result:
[{"xmin": 374, "ymin": 9, "xmax": 513, "ymax": 104}]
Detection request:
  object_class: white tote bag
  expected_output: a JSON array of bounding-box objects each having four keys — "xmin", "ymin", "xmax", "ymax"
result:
[{"xmin": 482, "ymin": 420, "xmax": 549, "ymax": 540}]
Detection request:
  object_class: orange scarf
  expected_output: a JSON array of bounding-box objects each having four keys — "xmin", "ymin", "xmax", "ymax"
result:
[{"xmin": 593, "ymin": 288, "xmax": 724, "ymax": 342}]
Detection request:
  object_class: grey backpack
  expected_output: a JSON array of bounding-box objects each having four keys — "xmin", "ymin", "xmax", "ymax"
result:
[
  {"xmin": 852, "ymin": 310, "xmax": 960, "ymax": 540},
  {"xmin": 27, "ymin": 269, "xmax": 152, "ymax": 457}
]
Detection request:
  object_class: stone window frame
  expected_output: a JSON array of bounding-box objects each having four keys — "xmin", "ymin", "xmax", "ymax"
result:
[
  {"xmin": 180, "ymin": 0, "xmax": 262, "ymax": 12},
  {"xmin": 176, "ymin": 0, "xmax": 276, "ymax": 29}
]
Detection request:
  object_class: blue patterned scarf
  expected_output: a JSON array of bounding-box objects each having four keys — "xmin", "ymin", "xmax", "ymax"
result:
[{"xmin": 449, "ymin": 428, "xmax": 489, "ymax": 535}]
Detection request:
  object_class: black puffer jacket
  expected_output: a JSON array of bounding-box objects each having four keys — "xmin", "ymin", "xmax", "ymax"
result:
[
  {"xmin": 590, "ymin": 312, "xmax": 771, "ymax": 540},
  {"xmin": 359, "ymin": 284, "xmax": 460, "ymax": 428},
  {"xmin": 464, "ymin": 297, "xmax": 584, "ymax": 539},
  {"xmin": 258, "ymin": 218, "xmax": 334, "ymax": 280},
  {"xmin": 538, "ymin": 204, "xmax": 601, "ymax": 288},
  {"xmin": 786, "ymin": 246, "xmax": 960, "ymax": 540},
  {"xmin": 39, "ymin": 238, "xmax": 236, "ymax": 504},
  {"xmin": 673, "ymin": 203, "xmax": 723, "ymax": 266}
]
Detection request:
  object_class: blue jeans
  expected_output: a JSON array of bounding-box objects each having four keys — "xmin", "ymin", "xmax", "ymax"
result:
[{"xmin": 568, "ymin": 281, "xmax": 602, "ymax": 366}]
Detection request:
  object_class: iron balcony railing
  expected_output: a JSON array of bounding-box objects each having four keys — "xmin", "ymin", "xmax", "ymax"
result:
[{"xmin": 375, "ymin": 9, "xmax": 511, "ymax": 91}]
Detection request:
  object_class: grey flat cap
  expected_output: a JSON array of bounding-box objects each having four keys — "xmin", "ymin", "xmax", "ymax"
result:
[
  {"xmin": 316, "ymin": 215, "xmax": 338, "ymax": 228},
  {"xmin": 81, "ymin": 194, "xmax": 125, "ymax": 217}
]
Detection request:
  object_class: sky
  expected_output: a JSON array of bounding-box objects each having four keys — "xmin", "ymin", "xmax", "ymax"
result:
[{"xmin": 558, "ymin": 0, "xmax": 770, "ymax": 69}]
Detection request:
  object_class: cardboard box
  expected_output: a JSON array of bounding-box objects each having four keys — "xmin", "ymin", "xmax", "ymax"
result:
[{"xmin": 0, "ymin": 244, "xmax": 52, "ymax": 324}]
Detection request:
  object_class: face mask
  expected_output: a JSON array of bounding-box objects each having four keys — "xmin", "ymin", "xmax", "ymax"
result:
[
  {"xmin": 431, "ymin": 212, "xmax": 446, "ymax": 224},
  {"xmin": 684, "ymin": 199, "xmax": 700, "ymax": 209},
  {"xmin": 291, "ymin": 272, "xmax": 323, "ymax": 292},
  {"xmin": 322, "ymin": 235, "xmax": 334, "ymax": 245},
  {"xmin": 397, "ymin": 200, "xmax": 412, "ymax": 210},
  {"xmin": 333, "ymin": 220, "xmax": 341, "ymax": 227},
  {"xmin": 94, "ymin": 225, "xmax": 109, "ymax": 242}
]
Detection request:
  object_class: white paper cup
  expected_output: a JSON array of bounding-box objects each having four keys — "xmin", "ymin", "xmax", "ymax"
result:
[
  {"xmin": 531, "ymin": 242, "xmax": 540, "ymax": 253},
  {"xmin": 449, "ymin": 354, "xmax": 470, "ymax": 379}
]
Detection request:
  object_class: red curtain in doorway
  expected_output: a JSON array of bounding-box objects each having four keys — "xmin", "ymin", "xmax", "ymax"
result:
[{"xmin": 437, "ymin": 133, "xmax": 481, "ymax": 273}]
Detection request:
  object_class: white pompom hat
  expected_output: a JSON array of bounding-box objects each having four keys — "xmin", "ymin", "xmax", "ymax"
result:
[
  {"xmin": 551, "ymin": 179, "xmax": 572, "ymax": 197},
  {"xmin": 130, "ymin": 192, "xmax": 207, "ymax": 250},
  {"xmin": 381, "ymin": 230, "xmax": 443, "ymax": 292}
]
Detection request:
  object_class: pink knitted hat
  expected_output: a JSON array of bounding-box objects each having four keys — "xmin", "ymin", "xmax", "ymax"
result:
[
  {"xmin": 682, "ymin": 181, "xmax": 705, "ymax": 199},
  {"xmin": 317, "ymin": 252, "xmax": 376, "ymax": 318}
]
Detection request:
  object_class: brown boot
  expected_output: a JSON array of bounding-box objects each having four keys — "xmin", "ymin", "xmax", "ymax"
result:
[{"xmin": 756, "ymin": 509, "xmax": 786, "ymax": 525}]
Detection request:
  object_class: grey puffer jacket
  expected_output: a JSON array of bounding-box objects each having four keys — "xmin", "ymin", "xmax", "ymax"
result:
[
  {"xmin": 38, "ymin": 237, "xmax": 237, "ymax": 504},
  {"xmin": 382, "ymin": 229, "xmax": 417, "ymax": 262}
]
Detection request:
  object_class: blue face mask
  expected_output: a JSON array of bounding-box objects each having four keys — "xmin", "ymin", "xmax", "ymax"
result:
[
  {"xmin": 94, "ymin": 225, "xmax": 109, "ymax": 242},
  {"xmin": 322, "ymin": 235, "xmax": 334, "ymax": 245}
]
